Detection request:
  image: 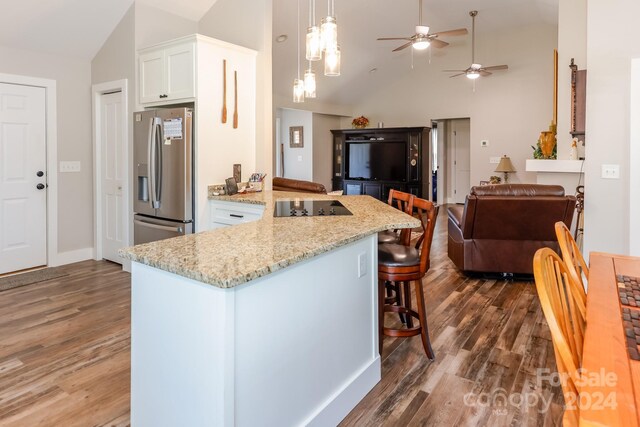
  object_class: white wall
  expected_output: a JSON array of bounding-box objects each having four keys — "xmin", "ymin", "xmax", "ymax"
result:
[
  {"xmin": 280, "ymin": 108, "xmax": 313, "ymax": 181},
  {"xmin": 0, "ymin": 45, "xmax": 93, "ymax": 255},
  {"xmin": 312, "ymin": 113, "xmax": 341, "ymax": 190},
  {"xmin": 583, "ymin": 0, "xmax": 640, "ymax": 255},
  {"xmin": 198, "ymin": 0, "xmax": 273, "ymax": 188},
  {"xmin": 350, "ymin": 23, "xmax": 558, "ymax": 187}
]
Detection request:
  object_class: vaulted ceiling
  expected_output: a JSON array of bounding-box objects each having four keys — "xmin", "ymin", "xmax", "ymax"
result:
[
  {"xmin": 272, "ymin": 0, "xmax": 559, "ymax": 108},
  {"xmin": 0, "ymin": 0, "xmax": 219, "ymax": 60}
]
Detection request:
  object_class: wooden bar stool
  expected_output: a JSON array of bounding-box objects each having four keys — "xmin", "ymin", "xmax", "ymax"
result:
[
  {"xmin": 378, "ymin": 197, "xmax": 439, "ymax": 359},
  {"xmin": 378, "ymin": 189, "xmax": 414, "ymax": 245}
]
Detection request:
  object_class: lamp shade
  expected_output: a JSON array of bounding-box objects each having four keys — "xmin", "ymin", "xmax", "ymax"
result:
[{"xmin": 495, "ymin": 155, "xmax": 516, "ymax": 173}]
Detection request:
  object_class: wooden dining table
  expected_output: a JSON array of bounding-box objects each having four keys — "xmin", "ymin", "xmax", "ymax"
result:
[{"xmin": 580, "ymin": 252, "xmax": 640, "ymax": 426}]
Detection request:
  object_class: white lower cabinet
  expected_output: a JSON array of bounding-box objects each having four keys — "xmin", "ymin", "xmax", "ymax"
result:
[{"xmin": 209, "ymin": 200, "xmax": 265, "ymax": 229}]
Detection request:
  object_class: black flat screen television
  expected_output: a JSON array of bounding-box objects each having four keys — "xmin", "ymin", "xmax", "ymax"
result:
[{"xmin": 346, "ymin": 141, "xmax": 406, "ymax": 181}]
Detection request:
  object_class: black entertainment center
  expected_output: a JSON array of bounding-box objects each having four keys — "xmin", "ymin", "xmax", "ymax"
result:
[{"xmin": 331, "ymin": 127, "xmax": 431, "ymax": 202}]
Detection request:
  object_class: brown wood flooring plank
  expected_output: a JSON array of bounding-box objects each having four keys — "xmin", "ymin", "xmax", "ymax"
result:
[{"xmin": 0, "ymin": 207, "xmax": 563, "ymax": 426}]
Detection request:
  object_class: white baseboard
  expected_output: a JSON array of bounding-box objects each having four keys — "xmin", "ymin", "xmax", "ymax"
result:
[
  {"xmin": 306, "ymin": 357, "xmax": 382, "ymax": 427},
  {"xmin": 50, "ymin": 247, "xmax": 94, "ymax": 267}
]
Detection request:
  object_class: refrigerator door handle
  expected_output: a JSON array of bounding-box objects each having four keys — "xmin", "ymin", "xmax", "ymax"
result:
[
  {"xmin": 148, "ymin": 117, "xmax": 162, "ymax": 209},
  {"xmin": 155, "ymin": 119, "xmax": 163, "ymax": 207},
  {"xmin": 147, "ymin": 117, "xmax": 155, "ymax": 208},
  {"xmin": 134, "ymin": 219, "xmax": 184, "ymax": 234}
]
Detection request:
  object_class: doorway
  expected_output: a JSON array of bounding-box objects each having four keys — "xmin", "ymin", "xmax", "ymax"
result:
[
  {"xmin": 432, "ymin": 118, "xmax": 471, "ymax": 204},
  {"xmin": 93, "ymin": 80, "xmax": 129, "ymax": 265},
  {"xmin": 0, "ymin": 83, "xmax": 47, "ymax": 274}
]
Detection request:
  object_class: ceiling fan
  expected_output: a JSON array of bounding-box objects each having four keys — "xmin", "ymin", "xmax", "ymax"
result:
[
  {"xmin": 444, "ymin": 11, "xmax": 508, "ymax": 79},
  {"xmin": 377, "ymin": 0, "xmax": 467, "ymax": 52}
]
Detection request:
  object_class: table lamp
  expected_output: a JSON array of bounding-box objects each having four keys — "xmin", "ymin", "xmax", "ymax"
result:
[{"xmin": 495, "ymin": 155, "xmax": 516, "ymax": 183}]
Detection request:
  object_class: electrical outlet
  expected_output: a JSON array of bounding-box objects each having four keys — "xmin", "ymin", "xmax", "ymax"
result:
[
  {"xmin": 481, "ymin": 140, "xmax": 489, "ymax": 147},
  {"xmin": 297, "ymin": 155, "xmax": 303, "ymax": 162},
  {"xmin": 59, "ymin": 161, "xmax": 81, "ymax": 173},
  {"xmin": 601, "ymin": 164, "xmax": 620, "ymax": 179},
  {"xmin": 490, "ymin": 157, "xmax": 501, "ymax": 164},
  {"xmin": 358, "ymin": 253, "xmax": 367, "ymax": 278}
]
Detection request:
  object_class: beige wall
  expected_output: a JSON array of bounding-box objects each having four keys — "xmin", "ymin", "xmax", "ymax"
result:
[
  {"xmin": 0, "ymin": 45, "xmax": 93, "ymax": 254},
  {"xmin": 312, "ymin": 113, "xmax": 341, "ymax": 191},
  {"xmin": 279, "ymin": 108, "xmax": 313, "ymax": 181},
  {"xmin": 134, "ymin": 2, "xmax": 198, "ymax": 50},
  {"xmin": 348, "ymin": 23, "xmax": 558, "ymax": 187},
  {"xmin": 556, "ymin": 0, "xmax": 587, "ymax": 159},
  {"xmin": 583, "ymin": 0, "xmax": 640, "ymax": 255},
  {"xmin": 198, "ymin": 0, "xmax": 273, "ymax": 187}
]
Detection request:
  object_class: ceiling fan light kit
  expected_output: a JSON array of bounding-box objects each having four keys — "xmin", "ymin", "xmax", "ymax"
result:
[
  {"xmin": 376, "ymin": 0, "xmax": 466, "ymax": 53},
  {"xmin": 446, "ymin": 10, "xmax": 509, "ymax": 81}
]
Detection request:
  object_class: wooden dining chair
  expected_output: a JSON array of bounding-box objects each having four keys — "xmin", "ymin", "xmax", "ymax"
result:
[
  {"xmin": 378, "ymin": 197, "xmax": 439, "ymax": 358},
  {"xmin": 533, "ymin": 247, "xmax": 587, "ymax": 426},
  {"xmin": 555, "ymin": 221, "xmax": 589, "ymax": 300}
]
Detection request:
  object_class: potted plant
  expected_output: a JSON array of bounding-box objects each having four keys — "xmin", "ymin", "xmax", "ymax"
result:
[{"xmin": 352, "ymin": 116, "xmax": 369, "ymax": 129}]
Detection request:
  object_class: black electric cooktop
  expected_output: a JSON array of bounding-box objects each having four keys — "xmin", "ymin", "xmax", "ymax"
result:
[{"xmin": 273, "ymin": 200, "xmax": 353, "ymax": 217}]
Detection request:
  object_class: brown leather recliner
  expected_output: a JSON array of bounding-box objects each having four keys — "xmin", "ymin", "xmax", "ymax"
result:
[
  {"xmin": 272, "ymin": 177, "xmax": 327, "ymax": 194},
  {"xmin": 447, "ymin": 184, "xmax": 576, "ymax": 275}
]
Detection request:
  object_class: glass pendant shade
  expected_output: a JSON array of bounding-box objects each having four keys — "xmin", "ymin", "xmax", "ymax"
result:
[
  {"xmin": 324, "ymin": 46, "xmax": 340, "ymax": 76},
  {"xmin": 321, "ymin": 16, "xmax": 337, "ymax": 52},
  {"xmin": 306, "ymin": 26, "xmax": 322, "ymax": 60},
  {"xmin": 293, "ymin": 78, "xmax": 305, "ymax": 103},
  {"xmin": 304, "ymin": 69, "xmax": 317, "ymax": 98},
  {"xmin": 466, "ymin": 71, "xmax": 480, "ymax": 80},
  {"xmin": 412, "ymin": 38, "xmax": 430, "ymax": 50}
]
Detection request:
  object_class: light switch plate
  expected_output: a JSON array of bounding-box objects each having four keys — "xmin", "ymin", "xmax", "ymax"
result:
[
  {"xmin": 59, "ymin": 161, "xmax": 81, "ymax": 173},
  {"xmin": 601, "ymin": 164, "xmax": 620, "ymax": 179},
  {"xmin": 481, "ymin": 140, "xmax": 489, "ymax": 147},
  {"xmin": 490, "ymin": 157, "xmax": 501, "ymax": 164},
  {"xmin": 297, "ymin": 155, "xmax": 303, "ymax": 162}
]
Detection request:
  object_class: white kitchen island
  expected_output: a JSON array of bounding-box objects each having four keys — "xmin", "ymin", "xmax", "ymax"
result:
[{"xmin": 119, "ymin": 192, "xmax": 419, "ymax": 427}]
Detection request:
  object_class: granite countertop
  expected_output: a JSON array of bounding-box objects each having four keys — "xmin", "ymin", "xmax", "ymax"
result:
[{"xmin": 119, "ymin": 191, "xmax": 420, "ymax": 289}]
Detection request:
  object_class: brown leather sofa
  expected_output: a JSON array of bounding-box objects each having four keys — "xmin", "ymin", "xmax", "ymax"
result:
[
  {"xmin": 447, "ymin": 184, "xmax": 576, "ymax": 275},
  {"xmin": 272, "ymin": 177, "xmax": 327, "ymax": 194}
]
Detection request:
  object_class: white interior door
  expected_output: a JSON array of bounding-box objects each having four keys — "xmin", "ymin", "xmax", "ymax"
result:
[
  {"xmin": 0, "ymin": 83, "xmax": 46, "ymax": 274},
  {"xmin": 452, "ymin": 119, "xmax": 471, "ymax": 204},
  {"xmin": 101, "ymin": 92, "xmax": 125, "ymax": 263}
]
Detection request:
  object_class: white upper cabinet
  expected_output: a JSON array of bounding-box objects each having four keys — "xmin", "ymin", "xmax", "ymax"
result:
[{"xmin": 139, "ymin": 41, "xmax": 195, "ymax": 104}]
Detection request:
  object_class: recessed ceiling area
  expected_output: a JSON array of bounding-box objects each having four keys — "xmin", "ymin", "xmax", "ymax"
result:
[{"xmin": 272, "ymin": 0, "xmax": 559, "ymax": 107}]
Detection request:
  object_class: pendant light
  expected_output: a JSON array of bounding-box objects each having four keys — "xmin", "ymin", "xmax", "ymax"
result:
[
  {"xmin": 306, "ymin": 0, "xmax": 322, "ymax": 60},
  {"xmin": 293, "ymin": 0, "xmax": 305, "ymax": 102},
  {"xmin": 321, "ymin": 0, "xmax": 337, "ymax": 53},
  {"xmin": 304, "ymin": 61, "xmax": 317, "ymax": 98},
  {"xmin": 324, "ymin": 45, "xmax": 341, "ymax": 76}
]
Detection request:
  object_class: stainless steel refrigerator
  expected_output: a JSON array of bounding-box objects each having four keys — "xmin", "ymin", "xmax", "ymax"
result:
[{"xmin": 133, "ymin": 107, "xmax": 193, "ymax": 244}]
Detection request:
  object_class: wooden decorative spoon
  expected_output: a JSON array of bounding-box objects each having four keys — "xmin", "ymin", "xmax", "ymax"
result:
[
  {"xmin": 233, "ymin": 70, "xmax": 239, "ymax": 129},
  {"xmin": 222, "ymin": 60, "xmax": 227, "ymax": 123}
]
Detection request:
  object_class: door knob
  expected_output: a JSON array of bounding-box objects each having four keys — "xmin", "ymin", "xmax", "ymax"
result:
[
  {"xmin": 36, "ymin": 183, "xmax": 45, "ymax": 190},
  {"xmin": 36, "ymin": 171, "xmax": 44, "ymax": 177}
]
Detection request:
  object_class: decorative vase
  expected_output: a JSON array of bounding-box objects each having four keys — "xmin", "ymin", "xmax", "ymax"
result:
[{"xmin": 538, "ymin": 131, "xmax": 556, "ymax": 159}]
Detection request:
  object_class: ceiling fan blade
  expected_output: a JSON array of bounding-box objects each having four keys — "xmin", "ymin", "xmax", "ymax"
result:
[
  {"xmin": 377, "ymin": 37, "xmax": 411, "ymax": 41},
  {"xmin": 483, "ymin": 65, "xmax": 508, "ymax": 71},
  {"xmin": 431, "ymin": 28, "xmax": 468, "ymax": 37},
  {"xmin": 392, "ymin": 41, "xmax": 413, "ymax": 52},
  {"xmin": 480, "ymin": 70, "xmax": 493, "ymax": 77},
  {"xmin": 449, "ymin": 73, "xmax": 466, "ymax": 78},
  {"xmin": 442, "ymin": 69, "xmax": 466, "ymax": 72},
  {"xmin": 430, "ymin": 39, "xmax": 449, "ymax": 48}
]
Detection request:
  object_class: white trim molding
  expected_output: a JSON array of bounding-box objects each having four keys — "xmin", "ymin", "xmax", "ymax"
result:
[
  {"xmin": 92, "ymin": 79, "xmax": 130, "ymax": 269},
  {"xmin": 52, "ymin": 247, "xmax": 95, "ymax": 267},
  {"xmin": 0, "ymin": 73, "xmax": 59, "ymax": 268}
]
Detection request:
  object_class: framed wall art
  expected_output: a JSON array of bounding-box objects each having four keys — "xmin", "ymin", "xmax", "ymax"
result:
[{"xmin": 289, "ymin": 126, "xmax": 304, "ymax": 148}]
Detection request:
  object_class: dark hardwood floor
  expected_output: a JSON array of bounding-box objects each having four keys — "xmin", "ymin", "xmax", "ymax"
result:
[{"xmin": 0, "ymin": 206, "xmax": 563, "ymax": 426}]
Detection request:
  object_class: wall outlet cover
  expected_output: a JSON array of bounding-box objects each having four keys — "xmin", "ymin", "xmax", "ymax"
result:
[
  {"xmin": 490, "ymin": 157, "xmax": 501, "ymax": 164},
  {"xmin": 601, "ymin": 164, "xmax": 620, "ymax": 179}
]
